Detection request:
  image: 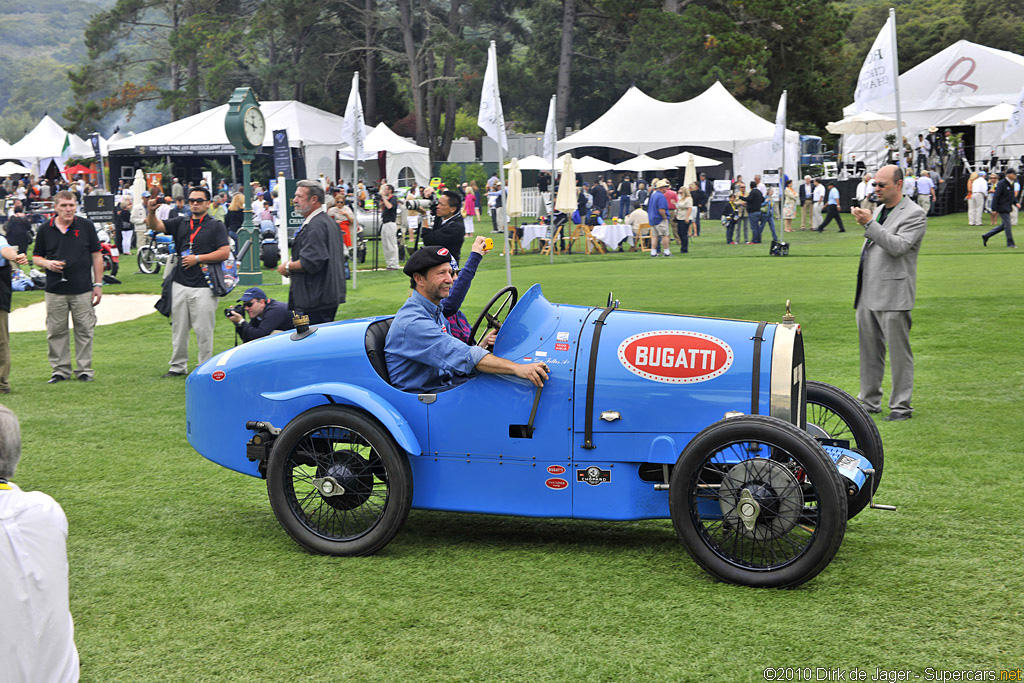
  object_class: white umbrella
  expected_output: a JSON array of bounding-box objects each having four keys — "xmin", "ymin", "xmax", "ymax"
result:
[
  {"xmin": 130, "ymin": 169, "xmax": 147, "ymax": 225},
  {"xmin": 554, "ymin": 155, "xmax": 577, "ymax": 214},
  {"xmin": 612, "ymin": 153, "xmax": 673, "ymax": 172},
  {"xmin": 683, "ymin": 154, "xmax": 697, "ymax": 188},
  {"xmin": 825, "ymin": 111, "xmax": 904, "ymax": 135},
  {"xmin": 0, "ymin": 161, "xmax": 31, "ymax": 176},
  {"xmin": 506, "ymin": 158, "xmax": 523, "ymax": 217},
  {"xmin": 958, "ymin": 103, "xmax": 1015, "ymax": 125},
  {"xmin": 658, "ymin": 151, "xmax": 722, "ymax": 168},
  {"xmin": 504, "ymin": 154, "xmax": 549, "ymax": 171}
]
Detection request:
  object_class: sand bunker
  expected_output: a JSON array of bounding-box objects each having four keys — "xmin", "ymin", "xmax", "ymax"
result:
[{"xmin": 10, "ymin": 294, "xmax": 161, "ymax": 333}]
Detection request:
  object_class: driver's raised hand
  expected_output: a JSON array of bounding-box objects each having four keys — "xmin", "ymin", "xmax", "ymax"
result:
[
  {"xmin": 515, "ymin": 362, "xmax": 549, "ymax": 388},
  {"xmin": 471, "ymin": 235, "xmax": 489, "ymax": 255}
]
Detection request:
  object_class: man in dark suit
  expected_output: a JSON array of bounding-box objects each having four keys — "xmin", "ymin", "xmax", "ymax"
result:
[
  {"xmin": 691, "ymin": 183, "xmax": 708, "ymax": 236},
  {"xmin": 851, "ymin": 165, "xmax": 927, "ymax": 421},
  {"xmin": 276, "ymin": 180, "xmax": 346, "ymax": 324},
  {"xmin": 741, "ymin": 184, "xmax": 764, "ymax": 243},
  {"xmin": 422, "ymin": 190, "xmax": 466, "ymax": 263},
  {"xmin": 590, "ymin": 180, "xmax": 608, "ymax": 218},
  {"xmin": 982, "ymin": 169, "xmax": 1019, "ymax": 248},
  {"xmin": 798, "ymin": 175, "xmax": 815, "ymax": 230}
]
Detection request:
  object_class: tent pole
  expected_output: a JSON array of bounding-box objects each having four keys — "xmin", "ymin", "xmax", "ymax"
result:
[
  {"xmin": 890, "ymin": 8, "xmax": 904, "ymax": 169},
  {"xmin": 352, "ymin": 149, "xmax": 358, "ymax": 289}
]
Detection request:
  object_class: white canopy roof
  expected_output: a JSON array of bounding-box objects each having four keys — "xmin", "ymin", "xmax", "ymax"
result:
[
  {"xmin": 504, "ymin": 155, "xmax": 550, "ymax": 170},
  {"xmin": 657, "ymin": 151, "xmax": 722, "ymax": 168},
  {"xmin": 841, "ymin": 41, "xmax": 1024, "ymax": 166},
  {"xmin": 558, "ymin": 81, "xmax": 799, "ymax": 155},
  {"xmin": 5, "ymin": 115, "xmax": 100, "ymax": 174},
  {"xmin": 612, "ymin": 153, "xmax": 673, "ymax": 172},
  {"xmin": 336, "ymin": 121, "xmax": 431, "ymax": 187},
  {"xmin": 0, "ymin": 138, "xmax": 13, "ymax": 159},
  {"xmin": 957, "ymin": 102, "xmax": 1015, "ymax": 125},
  {"xmin": 107, "ymin": 100, "xmax": 350, "ymax": 154}
]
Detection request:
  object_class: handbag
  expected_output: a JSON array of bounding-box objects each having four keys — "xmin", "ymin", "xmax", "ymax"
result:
[{"xmin": 202, "ymin": 255, "xmax": 238, "ymax": 298}]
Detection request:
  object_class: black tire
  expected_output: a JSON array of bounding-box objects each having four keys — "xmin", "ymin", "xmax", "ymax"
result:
[
  {"xmin": 102, "ymin": 253, "xmax": 114, "ymax": 274},
  {"xmin": 669, "ymin": 415, "xmax": 847, "ymax": 588},
  {"xmin": 110, "ymin": 258, "xmax": 119, "ymax": 277},
  {"xmin": 138, "ymin": 247, "xmax": 160, "ymax": 274},
  {"xmin": 266, "ymin": 406, "xmax": 413, "ymax": 556},
  {"xmin": 261, "ymin": 243, "xmax": 280, "ymax": 269},
  {"xmin": 806, "ymin": 381, "xmax": 884, "ymax": 519}
]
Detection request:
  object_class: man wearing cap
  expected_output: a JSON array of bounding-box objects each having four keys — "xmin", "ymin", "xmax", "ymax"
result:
[
  {"xmin": 385, "ymin": 245, "xmax": 548, "ymax": 394},
  {"xmin": 647, "ymin": 179, "xmax": 672, "ymax": 257},
  {"xmin": 983, "ymin": 168, "xmax": 1019, "ymax": 248},
  {"xmin": 276, "ymin": 179, "xmax": 346, "ymax": 324},
  {"xmin": 226, "ymin": 287, "xmax": 295, "ymax": 342}
]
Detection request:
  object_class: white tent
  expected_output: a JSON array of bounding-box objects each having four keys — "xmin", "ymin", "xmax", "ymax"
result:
[
  {"xmin": 557, "ymin": 81, "xmax": 799, "ymax": 180},
  {"xmin": 6, "ymin": 115, "xmax": 85, "ymax": 175},
  {"xmin": 337, "ymin": 122, "xmax": 431, "ymax": 186},
  {"xmin": 612, "ymin": 153, "xmax": 673, "ymax": 172},
  {"xmin": 504, "ymin": 155, "xmax": 549, "ymax": 170},
  {"xmin": 0, "ymin": 138, "xmax": 14, "ymax": 160},
  {"xmin": 108, "ymin": 100, "xmax": 354, "ymax": 180},
  {"xmin": 841, "ymin": 41, "xmax": 1024, "ymax": 167},
  {"xmin": 658, "ymin": 151, "xmax": 722, "ymax": 168}
]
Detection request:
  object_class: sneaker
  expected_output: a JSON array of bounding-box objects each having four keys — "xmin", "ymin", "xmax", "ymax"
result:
[
  {"xmin": 650, "ymin": 252, "xmax": 658, "ymax": 257},
  {"xmin": 47, "ymin": 375, "xmax": 68, "ymax": 384},
  {"xmin": 662, "ymin": 251, "xmax": 671, "ymax": 257},
  {"xmin": 77, "ymin": 375, "xmax": 94, "ymax": 382},
  {"xmin": 162, "ymin": 371, "xmax": 187, "ymax": 378}
]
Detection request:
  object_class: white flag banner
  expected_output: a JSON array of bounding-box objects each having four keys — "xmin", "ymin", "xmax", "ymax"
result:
[
  {"xmin": 1001, "ymin": 84, "xmax": 1024, "ymax": 141},
  {"xmin": 771, "ymin": 91, "xmax": 787, "ymax": 155},
  {"xmin": 341, "ymin": 71, "xmax": 366, "ymax": 161},
  {"xmin": 542, "ymin": 95, "xmax": 557, "ymax": 165},
  {"xmin": 853, "ymin": 16, "xmax": 897, "ymax": 113},
  {"xmin": 478, "ymin": 41, "xmax": 508, "ymax": 153}
]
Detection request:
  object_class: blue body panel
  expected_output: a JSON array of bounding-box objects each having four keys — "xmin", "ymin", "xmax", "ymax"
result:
[{"xmin": 185, "ymin": 284, "xmax": 859, "ymax": 523}]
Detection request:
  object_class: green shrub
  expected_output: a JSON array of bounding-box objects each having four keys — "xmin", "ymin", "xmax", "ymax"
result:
[{"xmin": 439, "ymin": 162, "xmax": 463, "ymax": 190}]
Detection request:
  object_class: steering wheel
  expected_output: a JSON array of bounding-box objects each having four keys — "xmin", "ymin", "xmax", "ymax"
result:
[{"xmin": 469, "ymin": 286, "xmax": 518, "ymax": 346}]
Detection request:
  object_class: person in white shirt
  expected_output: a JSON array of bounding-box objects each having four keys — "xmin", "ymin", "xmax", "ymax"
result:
[
  {"xmin": 155, "ymin": 196, "xmax": 173, "ymax": 221},
  {"xmin": 969, "ymin": 173, "xmax": 989, "ymax": 226},
  {"xmin": 0, "ymin": 405, "xmax": 80, "ymax": 683},
  {"xmin": 811, "ymin": 179, "xmax": 826, "ymax": 230},
  {"xmin": 855, "ymin": 173, "xmax": 876, "ymax": 211},
  {"xmin": 903, "ymin": 174, "xmax": 917, "ymax": 198},
  {"xmin": 915, "ymin": 173, "xmax": 936, "ymax": 214}
]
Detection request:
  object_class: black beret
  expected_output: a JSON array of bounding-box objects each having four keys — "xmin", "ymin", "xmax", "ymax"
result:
[{"xmin": 403, "ymin": 245, "xmax": 454, "ymax": 276}]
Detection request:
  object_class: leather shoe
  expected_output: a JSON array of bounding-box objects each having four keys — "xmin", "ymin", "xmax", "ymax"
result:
[
  {"xmin": 861, "ymin": 404, "xmax": 881, "ymax": 414},
  {"xmin": 162, "ymin": 371, "xmax": 187, "ymax": 378},
  {"xmin": 77, "ymin": 375, "xmax": 94, "ymax": 382},
  {"xmin": 884, "ymin": 412, "xmax": 912, "ymax": 421},
  {"xmin": 982, "ymin": 234, "xmax": 989, "ymax": 246},
  {"xmin": 47, "ymin": 375, "xmax": 68, "ymax": 384}
]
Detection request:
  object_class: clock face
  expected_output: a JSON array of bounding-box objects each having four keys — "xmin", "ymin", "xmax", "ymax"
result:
[{"xmin": 243, "ymin": 106, "xmax": 265, "ymax": 147}]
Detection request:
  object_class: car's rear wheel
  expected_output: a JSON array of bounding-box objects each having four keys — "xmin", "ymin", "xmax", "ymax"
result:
[
  {"xmin": 266, "ymin": 406, "xmax": 412, "ymax": 556},
  {"xmin": 138, "ymin": 246, "xmax": 160, "ymax": 274},
  {"xmin": 806, "ymin": 381, "xmax": 884, "ymax": 519},
  {"xmin": 669, "ymin": 415, "xmax": 847, "ymax": 588}
]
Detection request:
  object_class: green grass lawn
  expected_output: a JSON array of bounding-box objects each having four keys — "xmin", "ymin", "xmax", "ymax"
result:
[{"xmin": 4, "ymin": 212, "xmax": 1022, "ymax": 681}]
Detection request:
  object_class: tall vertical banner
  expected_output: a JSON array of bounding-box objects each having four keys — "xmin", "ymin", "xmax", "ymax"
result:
[
  {"xmin": 272, "ymin": 129, "xmax": 293, "ymax": 179},
  {"xmin": 340, "ymin": 72, "xmax": 365, "ymax": 289},
  {"xmin": 542, "ymin": 94, "xmax": 558, "ymax": 264},
  {"xmin": 772, "ymin": 90, "xmax": 787, "ymax": 212},
  {"xmin": 1001, "ymin": 84, "xmax": 1024, "ymax": 141},
  {"xmin": 853, "ymin": 15, "xmax": 896, "ymax": 113},
  {"xmin": 89, "ymin": 133, "xmax": 107, "ymax": 191},
  {"xmin": 478, "ymin": 41, "xmax": 511, "ymax": 286}
]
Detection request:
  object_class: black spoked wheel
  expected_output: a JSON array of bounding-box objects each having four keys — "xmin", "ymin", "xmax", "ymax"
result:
[
  {"xmin": 137, "ymin": 247, "xmax": 160, "ymax": 274},
  {"xmin": 266, "ymin": 406, "xmax": 412, "ymax": 556},
  {"xmin": 806, "ymin": 381, "xmax": 884, "ymax": 519},
  {"xmin": 669, "ymin": 415, "xmax": 847, "ymax": 588}
]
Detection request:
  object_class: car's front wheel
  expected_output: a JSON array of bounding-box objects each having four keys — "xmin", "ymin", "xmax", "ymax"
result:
[
  {"xmin": 266, "ymin": 406, "xmax": 412, "ymax": 556},
  {"xmin": 669, "ymin": 415, "xmax": 847, "ymax": 588}
]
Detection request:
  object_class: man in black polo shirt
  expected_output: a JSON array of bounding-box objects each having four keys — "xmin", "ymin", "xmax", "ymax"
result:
[
  {"xmin": 31, "ymin": 190, "xmax": 104, "ymax": 383},
  {"xmin": 1, "ymin": 232, "xmax": 29, "ymax": 393},
  {"xmin": 146, "ymin": 186, "xmax": 230, "ymax": 377},
  {"xmin": 422, "ymin": 190, "xmax": 466, "ymax": 263}
]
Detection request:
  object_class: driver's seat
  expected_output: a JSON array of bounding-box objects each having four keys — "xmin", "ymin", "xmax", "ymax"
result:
[{"xmin": 364, "ymin": 318, "xmax": 394, "ymax": 385}]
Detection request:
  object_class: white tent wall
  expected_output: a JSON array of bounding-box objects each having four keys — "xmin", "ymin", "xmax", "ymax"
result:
[
  {"xmin": 337, "ymin": 123, "xmax": 430, "ymax": 187},
  {"xmin": 304, "ymin": 144, "xmax": 343, "ymax": 179},
  {"xmin": 841, "ymin": 41, "xmax": 1024, "ymax": 169},
  {"xmin": 733, "ymin": 132, "xmax": 800, "ymax": 182}
]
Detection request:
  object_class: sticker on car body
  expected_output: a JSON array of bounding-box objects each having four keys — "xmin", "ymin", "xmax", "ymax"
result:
[
  {"xmin": 617, "ymin": 330, "xmax": 733, "ymax": 384},
  {"xmin": 547, "ymin": 465, "xmax": 566, "ymax": 475},
  {"xmin": 545, "ymin": 478, "xmax": 568, "ymax": 490},
  {"xmin": 577, "ymin": 467, "xmax": 611, "ymax": 486}
]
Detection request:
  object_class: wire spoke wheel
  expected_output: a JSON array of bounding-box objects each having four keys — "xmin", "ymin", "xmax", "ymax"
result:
[
  {"xmin": 806, "ymin": 381, "xmax": 884, "ymax": 519},
  {"xmin": 670, "ymin": 415, "xmax": 846, "ymax": 588},
  {"xmin": 267, "ymin": 407, "xmax": 412, "ymax": 556},
  {"xmin": 137, "ymin": 247, "xmax": 159, "ymax": 274}
]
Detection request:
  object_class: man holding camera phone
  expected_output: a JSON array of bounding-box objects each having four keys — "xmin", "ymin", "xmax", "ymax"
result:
[{"xmin": 225, "ymin": 287, "xmax": 294, "ymax": 341}]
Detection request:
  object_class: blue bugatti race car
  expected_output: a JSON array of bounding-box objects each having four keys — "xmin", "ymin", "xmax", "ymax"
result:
[{"xmin": 186, "ymin": 284, "xmax": 889, "ymax": 588}]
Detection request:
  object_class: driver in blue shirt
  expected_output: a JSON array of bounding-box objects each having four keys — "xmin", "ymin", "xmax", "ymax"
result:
[{"xmin": 385, "ymin": 246, "xmax": 548, "ymax": 394}]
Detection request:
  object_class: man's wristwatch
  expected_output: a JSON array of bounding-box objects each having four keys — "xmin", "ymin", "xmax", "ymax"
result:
[{"xmin": 284, "ymin": 262, "xmax": 291, "ymax": 275}]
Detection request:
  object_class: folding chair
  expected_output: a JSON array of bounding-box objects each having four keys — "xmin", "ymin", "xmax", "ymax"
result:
[
  {"xmin": 539, "ymin": 223, "xmax": 564, "ymax": 256},
  {"xmin": 635, "ymin": 224, "xmax": 653, "ymax": 252}
]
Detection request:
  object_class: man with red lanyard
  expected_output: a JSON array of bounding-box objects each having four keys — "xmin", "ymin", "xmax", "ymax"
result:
[
  {"xmin": 146, "ymin": 186, "xmax": 230, "ymax": 377},
  {"xmin": 32, "ymin": 190, "xmax": 104, "ymax": 384}
]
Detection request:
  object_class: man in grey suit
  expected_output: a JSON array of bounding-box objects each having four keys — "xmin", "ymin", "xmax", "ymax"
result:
[{"xmin": 850, "ymin": 165, "xmax": 927, "ymax": 422}]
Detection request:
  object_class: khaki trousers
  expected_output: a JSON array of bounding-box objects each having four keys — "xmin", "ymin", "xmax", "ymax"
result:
[
  {"xmin": 800, "ymin": 199, "xmax": 814, "ymax": 229},
  {"xmin": 0, "ymin": 310, "xmax": 9, "ymax": 391},
  {"xmin": 45, "ymin": 291, "xmax": 96, "ymax": 379},
  {"xmin": 967, "ymin": 194, "xmax": 986, "ymax": 225},
  {"xmin": 170, "ymin": 282, "xmax": 217, "ymax": 373},
  {"xmin": 381, "ymin": 221, "xmax": 399, "ymax": 269},
  {"xmin": 916, "ymin": 195, "xmax": 932, "ymax": 214}
]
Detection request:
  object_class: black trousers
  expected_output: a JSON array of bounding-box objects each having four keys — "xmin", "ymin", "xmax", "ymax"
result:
[
  {"xmin": 818, "ymin": 205, "xmax": 845, "ymax": 232},
  {"xmin": 983, "ymin": 212, "xmax": 1016, "ymax": 247},
  {"xmin": 302, "ymin": 306, "xmax": 338, "ymax": 324}
]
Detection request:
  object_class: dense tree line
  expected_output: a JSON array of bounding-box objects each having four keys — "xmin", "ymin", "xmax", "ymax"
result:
[{"xmin": 4, "ymin": 0, "xmax": 1023, "ymax": 150}]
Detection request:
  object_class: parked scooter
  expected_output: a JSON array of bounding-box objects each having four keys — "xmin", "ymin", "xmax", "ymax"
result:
[{"xmin": 137, "ymin": 230, "xmax": 176, "ymax": 274}]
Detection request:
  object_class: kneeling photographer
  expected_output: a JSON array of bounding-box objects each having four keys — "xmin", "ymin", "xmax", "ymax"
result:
[{"xmin": 225, "ymin": 287, "xmax": 294, "ymax": 342}]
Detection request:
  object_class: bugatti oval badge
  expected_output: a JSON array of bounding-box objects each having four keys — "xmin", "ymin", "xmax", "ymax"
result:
[
  {"xmin": 547, "ymin": 465, "xmax": 566, "ymax": 475},
  {"xmin": 212, "ymin": 370, "xmax": 226, "ymax": 381},
  {"xmin": 617, "ymin": 330, "xmax": 733, "ymax": 384},
  {"xmin": 545, "ymin": 478, "xmax": 568, "ymax": 490}
]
